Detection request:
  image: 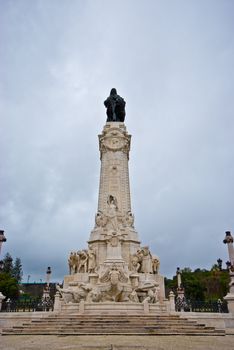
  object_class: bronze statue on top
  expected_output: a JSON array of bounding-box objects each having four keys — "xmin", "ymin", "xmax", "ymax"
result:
[{"xmin": 104, "ymin": 88, "xmax": 126, "ymax": 122}]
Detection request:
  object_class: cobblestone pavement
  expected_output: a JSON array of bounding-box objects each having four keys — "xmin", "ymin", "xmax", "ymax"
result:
[{"xmin": 0, "ymin": 335, "xmax": 234, "ymax": 350}]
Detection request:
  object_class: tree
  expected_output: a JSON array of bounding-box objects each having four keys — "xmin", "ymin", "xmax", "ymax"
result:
[
  {"xmin": 0, "ymin": 253, "xmax": 23, "ymax": 299},
  {"xmin": 165, "ymin": 266, "xmax": 229, "ymax": 301},
  {"xmin": 2, "ymin": 252, "xmax": 13, "ymax": 274},
  {"xmin": 12, "ymin": 257, "xmax": 23, "ymax": 282},
  {"xmin": 0, "ymin": 272, "xmax": 19, "ymax": 299}
]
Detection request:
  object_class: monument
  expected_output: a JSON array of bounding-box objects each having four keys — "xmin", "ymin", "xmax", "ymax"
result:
[{"xmin": 55, "ymin": 89, "xmax": 165, "ymax": 313}]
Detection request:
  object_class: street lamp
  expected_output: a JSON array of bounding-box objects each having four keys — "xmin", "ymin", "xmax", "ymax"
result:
[
  {"xmin": 42, "ymin": 267, "xmax": 52, "ymax": 303},
  {"xmin": 223, "ymin": 231, "xmax": 234, "ymax": 313},
  {"xmin": 217, "ymin": 258, "xmax": 223, "ymax": 271},
  {"xmin": 0, "ymin": 230, "xmax": 7, "ymax": 256},
  {"xmin": 223, "ymin": 231, "xmax": 234, "ymax": 266},
  {"xmin": 46, "ymin": 267, "xmax": 52, "ymax": 286},
  {"xmin": 226, "ymin": 261, "xmax": 231, "ymax": 270}
]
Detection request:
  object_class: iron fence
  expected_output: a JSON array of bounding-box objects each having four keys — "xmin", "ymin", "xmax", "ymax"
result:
[
  {"xmin": 1, "ymin": 297, "xmax": 54, "ymax": 312},
  {"xmin": 175, "ymin": 298, "xmax": 228, "ymax": 313}
]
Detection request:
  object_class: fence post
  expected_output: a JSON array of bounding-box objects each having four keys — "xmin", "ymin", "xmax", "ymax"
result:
[{"xmin": 169, "ymin": 291, "xmax": 175, "ymax": 312}]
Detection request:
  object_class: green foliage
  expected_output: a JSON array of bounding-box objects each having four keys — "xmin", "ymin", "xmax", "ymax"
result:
[
  {"xmin": 2, "ymin": 252, "xmax": 13, "ymax": 274},
  {"xmin": 0, "ymin": 253, "xmax": 23, "ymax": 299},
  {"xmin": 12, "ymin": 257, "xmax": 23, "ymax": 282},
  {"xmin": 164, "ymin": 276, "xmax": 177, "ymax": 294},
  {"xmin": 0, "ymin": 272, "xmax": 19, "ymax": 299},
  {"xmin": 165, "ymin": 266, "xmax": 230, "ymax": 301},
  {"xmin": 181, "ymin": 270, "xmax": 205, "ymax": 300}
]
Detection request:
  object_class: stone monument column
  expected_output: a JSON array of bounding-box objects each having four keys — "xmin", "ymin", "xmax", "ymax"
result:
[
  {"xmin": 89, "ymin": 122, "xmax": 140, "ymax": 267},
  {"xmin": 62, "ymin": 89, "xmax": 165, "ymax": 306},
  {"xmin": 89, "ymin": 90, "xmax": 140, "ymax": 268}
]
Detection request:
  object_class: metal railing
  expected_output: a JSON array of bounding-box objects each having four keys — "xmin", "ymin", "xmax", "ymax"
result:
[
  {"xmin": 1, "ymin": 297, "xmax": 54, "ymax": 312},
  {"xmin": 175, "ymin": 298, "xmax": 228, "ymax": 313}
]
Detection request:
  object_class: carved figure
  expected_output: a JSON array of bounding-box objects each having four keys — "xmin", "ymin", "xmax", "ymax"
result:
[
  {"xmin": 136, "ymin": 249, "xmax": 143, "ymax": 271},
  {"xmin": 129, "ymin": 289, "xmax": 139, "ymax": 303},
  {"xmin": 68, "ymin": 252, "xmax": 79, "ymax": 275},
  {"xmin": 56, "ymin": 285, "xmax": 74, "ymax": 303},
  {"xmin": 130, "ymin": 254, "xmax": 141, "ymax": 272},
  {"xmin": 100, "ymin": 264, "xmax": 128, "ymax": 284},
  {"xmin": 73, "ymin": 283, "xmax": 92, "ymax": 302},
  {"xmin": 142, "ymin": 289, "xmax": 156, "ymax": 304},
  {"xmin": 100, "ymin": 264, "xmax": 129, "ymax": 302},
  {"xmin": 106, "ymin": 195, "xmax": 119, "ymax": 231},
  {"xmin": 141, "ymin": 246, "xmax": 153, "ymax": 274},
  {"xmin": 95, "ymin": 211, "xmax": 107, "ymax": 228},
  {"xmin": 87, "ymin": 246, "xmax": 96, "ymax": 273},
  {"xmin": 152, "ymin": 255, "xmax": 160, "ymax": 274},
  {"xmin": 104, "ymin": 88, "xmax": 126, "ymax": 122},
  {"xmin": 123, "ymin": 211, "xmax": 134, "ymax": 228},
  {"xmin": 78, "ymin": 250, "xmax": 88, "ymax": 273},
  {"xmin": 105, "ymin": 231, "xmax": 124, "ymax": 260},
  {"xmin": 86, "ymin": 287, "xmax": 101, "ymax": 303}
]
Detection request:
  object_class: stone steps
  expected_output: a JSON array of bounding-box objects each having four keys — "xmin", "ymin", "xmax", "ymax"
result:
[{"xmin": 2, "ymin": 314, "xmax": 225, "ymax": 336}]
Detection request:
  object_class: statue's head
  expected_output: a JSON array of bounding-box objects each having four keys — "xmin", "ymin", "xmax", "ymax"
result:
[{"xmin": 110, "ymin": 88, "xmax": 117, "ymax": 95}]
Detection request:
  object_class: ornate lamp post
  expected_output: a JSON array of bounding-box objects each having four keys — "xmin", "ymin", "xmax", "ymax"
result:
[
  {"xmin": 46, "ymin": 267, "xmax": 52, "ymax": 286},
  {"xmin": 223, "ymin": 231, "xmax": 234, "ymax": 265},
  {"xmin": 0, "ymin": 230, "xmax": 7, "ymax": 256},
  {"xmin": 41, "ymin": 266, "xmax": 53, "ymax": 311},
  {"xmin": 42, "ymin": 267, "xmax": 52, "ymax": 300},
  {"xmin": 223, "ymin": 231, "xmax": 234, "ymax": 313},
  {"xmin": 0, "ymin": 230, "xmax": 7, "ymax": 309},
  {"xmin": 217, "ymin": 258, "xmax": 222, "ymax": 271},
  {"xmin": 176, "ymin": 267, "xmax": 186, "ymax": 312}
]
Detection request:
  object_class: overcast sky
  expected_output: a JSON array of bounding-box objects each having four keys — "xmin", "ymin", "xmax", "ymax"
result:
[{"xmin": 1, "ymin": 0, "xmax": 234, "ymax": 283}]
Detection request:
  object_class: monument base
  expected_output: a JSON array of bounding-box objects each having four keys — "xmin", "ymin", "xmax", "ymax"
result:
[
  {"xmin": 224, "ymin": 293, "xmax": 234, "ymax": 314},
  {"xmin": 56, "ymin": 301, "xmax": 168, "ymax": 315}
]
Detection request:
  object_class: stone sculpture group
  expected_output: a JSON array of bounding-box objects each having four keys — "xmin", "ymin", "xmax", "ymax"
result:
[{"xmin": 63, "ymin": 189, "xmax": 161, "ymax": 305}]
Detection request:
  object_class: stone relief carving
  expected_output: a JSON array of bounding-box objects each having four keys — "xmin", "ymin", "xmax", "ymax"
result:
[
  {"xmin": 56, "ymin": 284, "xmax": 74, "ymax": 303},
  {"xmin": 105, "ymin": 231, "xmax": 125, "ymax": 260},
  {"xmin": 99, "ymin": 264, "xmax": 130, "ymax": 302},
  {"xmin": 142, "ymin": 288, "xmax": 158, "ymax": 304},
  {"xmin": 106, "ymin": 195, "xmax": 119, "ymax": 231},
  {"xmin": 123, "ymin": 211, "xmax": 134, "ymax": 228},
  {"xmin": 129, "ymin": 289, "xmax": 139, "ymax": 303},
  {"xmin": 95, "ymin": 211, "xmax": 107, "ymax": 228},
  {"xmin": 100, "ymin": 264, "xmax": 128, "ymax": 284},
  {"xmin": 99, "ymin": 130, "xmax": 131, "ymax": 156},
  {"xmin": 56, "ymin": 283, "xmax": 92, "ymax": 303},
  {"xmin": 86, "ymin": 287, "xmax": 102, "ymax": 303},
  {"xmin": 95, "ymin": 208, "xmax": 134, "ymax": 231}
]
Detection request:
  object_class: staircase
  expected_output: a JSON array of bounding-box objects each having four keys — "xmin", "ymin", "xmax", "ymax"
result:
[{"xmin": 1, "ymin": 314, "xmax": 225, "ymax": 336}]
